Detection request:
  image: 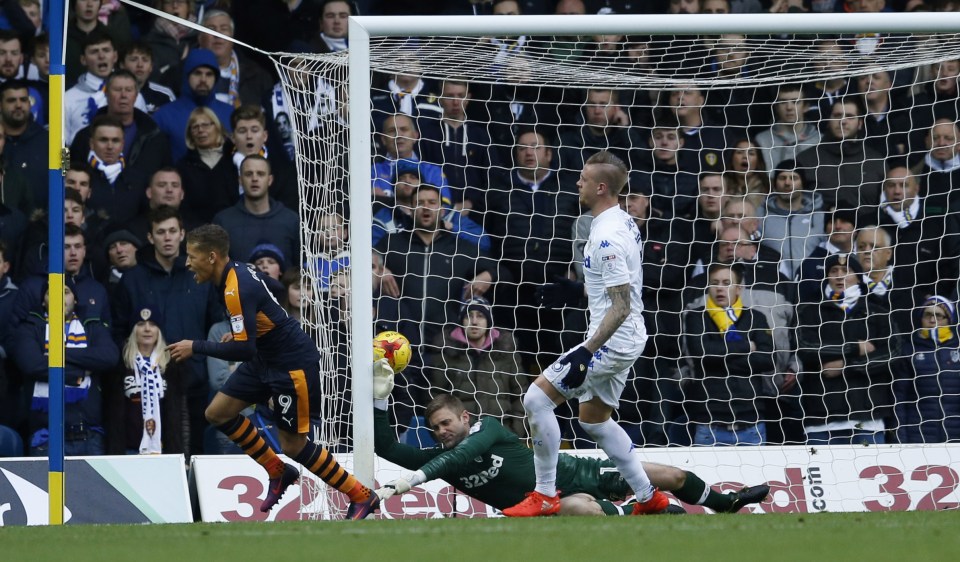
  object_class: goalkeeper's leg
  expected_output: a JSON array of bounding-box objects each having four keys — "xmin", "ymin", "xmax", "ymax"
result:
[{"xmin": 644, "ymin": 462, "xmax": 769, "ymax": 513}]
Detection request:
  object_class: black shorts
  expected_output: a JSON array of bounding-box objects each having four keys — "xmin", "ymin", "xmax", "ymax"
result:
[{"xmin": 219, "ymin": 359, "xmax": 321, "ymax": 434}]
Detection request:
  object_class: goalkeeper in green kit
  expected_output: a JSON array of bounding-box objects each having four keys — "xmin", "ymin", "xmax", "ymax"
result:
[{"xmin": 372, "ymin": 360, "xmax": 769, "ymax": 515}]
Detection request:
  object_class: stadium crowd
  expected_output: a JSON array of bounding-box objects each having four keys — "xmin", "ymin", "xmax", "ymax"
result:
[{"xmin": 2, "ymin": 0, "xmax": 960, "ymax": 458}]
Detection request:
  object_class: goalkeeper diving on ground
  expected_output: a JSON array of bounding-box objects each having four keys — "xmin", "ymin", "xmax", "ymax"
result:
[{"xmin": 370, "ymin": 359, "xmax": 770, "ymax": 516}]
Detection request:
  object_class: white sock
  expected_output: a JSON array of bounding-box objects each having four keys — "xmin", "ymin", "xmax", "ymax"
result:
[
  {"xmin": 523, "ymin": 384, "xmax": 560, "ymax": 497},
  {"xmin": 580, "ymin": 418, "xmax": 654, "ymax": 502}
]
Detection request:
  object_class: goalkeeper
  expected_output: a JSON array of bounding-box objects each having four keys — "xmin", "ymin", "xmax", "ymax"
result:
[{"xmin": 372, "ymin": 360, "xmax": 769, "ymax": 515}]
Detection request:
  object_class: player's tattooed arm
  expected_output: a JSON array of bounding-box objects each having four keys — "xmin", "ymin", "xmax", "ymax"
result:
[{"xmin": 585, "ymin": 283, "xmax": 630, "ymax": 352}]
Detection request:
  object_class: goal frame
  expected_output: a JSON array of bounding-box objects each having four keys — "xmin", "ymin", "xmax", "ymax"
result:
[{"xmin": 347, "ymin": 11, "xmax": 960, "ymax": 487}]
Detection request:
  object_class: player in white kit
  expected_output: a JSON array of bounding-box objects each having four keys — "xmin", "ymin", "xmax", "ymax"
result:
[{"xmin": 504, "ymin": 151, "xmax": 670, "ymax": 517}]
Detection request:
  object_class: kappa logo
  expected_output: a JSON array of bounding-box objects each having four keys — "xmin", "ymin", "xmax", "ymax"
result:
[{"xmin": 599, "ymin": 240, "xmax": 611, "ymax": 249}]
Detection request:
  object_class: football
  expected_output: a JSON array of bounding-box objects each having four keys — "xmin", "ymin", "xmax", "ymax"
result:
[{"xmin": 373, "ymin": 330, "xmax": 412, "ymax": 373}]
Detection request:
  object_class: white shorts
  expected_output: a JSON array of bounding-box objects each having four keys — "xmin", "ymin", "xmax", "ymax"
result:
[{"xmin": 542, "ymin": 343, "xmax": 644, "ymax": 408}]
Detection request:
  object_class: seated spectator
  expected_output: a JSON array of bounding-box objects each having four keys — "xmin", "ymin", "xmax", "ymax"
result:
[
  {"xmin": 911, "ymin": 118, "xmax": 960, "ymax": 211},
  {"xmin": 857, "ymin": 70, "xmax": 911, "ymax": 159},
  {"xmin": 213, "ymin": 154, "xmax": 299, "ymax": 268},
  {"xmin": 1, "ymin": 79, "xmax": 49, "ymax": 210},
  {"xmin": 310, "ymin": 0, "xmax": 351, "ymax": 54},
  {"xmin": 894, "ymin": 296, "xmax": 960, "ymax": 444},
  {"xmin": 371, "ymin": 62, "xmax": 442, "ymax": 134},
  {"xmin": 248, "ymin": 242, "xmax": 286, "ymax": 281},
  {"xmin": 0, "ymin": 31, "xmax": 44, "ymax": 126},
  {"xmin": 685, "ymin": 225, "xmax": 792, "ymax": 305},
  {"xmin": 280, "ymin": 266, "xmax": 314, "ymax": 326},
  {"xmin": 372, "ymin": 112, "xmax": 451, "ymax": 203},
  {"xmin": 424, "ymin": 297, "xmax": 531, "ymax": 438},
  {"xmin": 152, "ymin": 48, "xmax": 234, "ymax": 162},
  {"xmin": 64, "ymin": 188, "xmax": 107, "ymax": 276},
  {"xmin": 803, "ymin": 38, "xmax": 852, "ymax": 123},
  {"xmin": 116, "ymin": 305, "xmax": 186, "ymax": 454},
  {"xmin": 13, "ymin": 223, "xmax": 111, "ymax": 326},
  {"xmin": 66, "ymin": 0, "xmax": 132, "ymax": 87},
  {"xmin": 197, "ymin": 10, "xmax": 273, "ymax": 108},
  {"xmin": 664, "ymin": 85, "xmax": 728, "ymax": 174},
  {"xmin": 373, "ymin": 161, "xmax": 489, "ymax": 251},
  {"xmin": 0, "ymin": 121, "xmax": 31, "ymax": 219},
  {"xmin": 725, "ymin": 138, "xmax": 770, "ymax": 210},
  {"xmin": 142, "ymin": 0, "xmax": 198, "ymax": 95},
  {"xmin": 127, "ymin": 167, "xmax": 200, "ymax": 244},
  {"xmin": 717, "ymin": 197, "xmax": 762, "ymax": 244},
  {"xmin": 307, "ymin": 211, "xmax": 349, "ymax": 293},
  {"xmin": 418, "ymin": 79, "xmax": 501, "ymax": 205},
  {"xmin": 120, "ymin": 40, "xmax": 176, "ymax": 114},
  {"xmin": 177, "ymin": 107, "xmax": 238, "ymax": 223},
  {"xmin": 862, "ymin": 165, "xmax": 960, "ymax": 313},
  {"xmin": 0, "ymin": 240, "xmax": 15, "ymax": 427},
  {"xmin": 909, "ymin": 58, "xmax": 960, "ymax": 156},
  {"xmin": 83, "ymin": 114, "xmax": 151, "ymax": 226},
  {"xmin": 795, "ymin": 96, "xmax": 885, "ymax": 212},
  {"xmin": 758, "ymin": 161, "xmax": 826, "ymax": 279},
  {"xmin": 65, "ymin": 30, "xmax": 147, "ymax": 144},
  {"xmin": 755, "ymin": 82, "xmax": 821, "ymax": 174},
  {"xmin": 853, "ymin": 225, "xmax": 907, "ymax": 333},
  {"xmin": 72, "ymin": 69, "xmax": 173, "ymax": 216},
  {"xmin": 795, "ymin": 209, "xmax": 857, "ymax": 304},
  {"xmin": 0, "ymin": 189, "xmax": 26, "ymax": 267},
  {"xmin": 796, "ymin": 253, "xmax": 897, "ymax": 445},
  {"xmin": 102, "ymin": 226, "xmax": 141, "ymax": 303},
  {"xmin": 681, "ymin": 173, "xmax": 738, "ymax": 278},
  {"xmin": 230, "ymin": 105, "xmax": 298, "ymax": 211},
  {"xmin": 557, "ymin": 88, "xmax": 644, "ymax": 172},
  {"xmin": 681, "ymin": 262, "xmax": 775, "ymax": 446},
  {"xmin": 474, "ymin": 128, "xmax": 576, "ymax": 360},
  {"xmin": 376, "ymin": 183, "xmax": 503, "ymax": 353},
  {"xmin": 634, "ymin": 114, "xmax": 699, "ymax": 221},
  {"xmin": 13, "ymin": 281, "xmax": 119, "ymax": 456}
]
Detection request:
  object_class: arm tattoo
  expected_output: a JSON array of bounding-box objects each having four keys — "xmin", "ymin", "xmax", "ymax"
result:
[{"xmin": 585, "ymin": 284, "xmax": 631, "ymax": 351}]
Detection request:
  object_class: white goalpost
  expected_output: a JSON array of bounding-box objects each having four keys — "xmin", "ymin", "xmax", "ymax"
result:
[{"xmin": 113, "ymin": 3, "xmax": 960, "ymax": 519}]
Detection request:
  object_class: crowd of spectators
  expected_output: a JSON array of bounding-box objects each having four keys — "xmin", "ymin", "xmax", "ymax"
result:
[{"xmin": 2, "ymin": 0, "xmax": 960, "ymax": 458}]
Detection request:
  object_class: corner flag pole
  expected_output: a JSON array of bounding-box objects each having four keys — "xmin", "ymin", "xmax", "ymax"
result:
[{"xmin": 48, "ymin": 0, "xmax": 68, "ymax": 526}]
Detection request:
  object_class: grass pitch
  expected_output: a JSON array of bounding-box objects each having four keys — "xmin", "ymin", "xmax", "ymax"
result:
[{"xmin": 2, "ymin": 511, "xmax": 958, "ymax": 562}]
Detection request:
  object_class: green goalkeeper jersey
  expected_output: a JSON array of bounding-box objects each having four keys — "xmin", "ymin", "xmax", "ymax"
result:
[{"xmin": 374, "ymin": 408, "xmax": 631, "ymax": 510}]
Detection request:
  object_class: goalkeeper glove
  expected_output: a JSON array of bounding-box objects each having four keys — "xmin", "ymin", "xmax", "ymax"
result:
[
  {"xmin": 373, "ymin": 358, "xmax": 395, "ymax": 400},
  {"xmin": 375, "ymin": 470, "xmax": 422, "ymax": 500},
  {"xmin": 557, "ymin": 346, "xmax": 594, "ymax": 390},
  {"xmin": 536, "ymin": 277, "xmax": 584, "ymax": 309}
]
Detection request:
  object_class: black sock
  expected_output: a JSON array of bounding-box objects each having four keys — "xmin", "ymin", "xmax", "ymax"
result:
[{"xmin": 672, "ymin": 471, "xmax": 735, "ymax": 513}]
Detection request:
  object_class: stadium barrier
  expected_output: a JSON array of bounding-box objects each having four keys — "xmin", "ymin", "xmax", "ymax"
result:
[
  {"xmin": 192, "ymin": 445, "xmax": 960, "ymax": 521},
  {"xmin": 0, "ymin": 455, "xmax": 192, "ymax": 525}
]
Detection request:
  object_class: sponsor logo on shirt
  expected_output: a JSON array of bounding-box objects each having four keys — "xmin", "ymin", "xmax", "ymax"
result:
[{"xmin": 230, "ymin": 315, "xmax": 244, "ymax": 333}]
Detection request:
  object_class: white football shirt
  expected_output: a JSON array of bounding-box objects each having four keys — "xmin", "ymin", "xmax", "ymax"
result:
[{"xmin": 581, "ymin": 205, "xmax": 647, "ymax": 357}]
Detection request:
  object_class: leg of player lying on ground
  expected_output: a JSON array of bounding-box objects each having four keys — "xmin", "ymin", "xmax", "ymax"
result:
[{"xmin": 371, "ymin": 360, "xmax": 769, "ymax": 516}]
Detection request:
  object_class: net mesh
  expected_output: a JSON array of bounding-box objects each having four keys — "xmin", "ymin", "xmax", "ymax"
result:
[{"xmin": 275, "ymin": 30, "xmax": 960, "ymax": 518}]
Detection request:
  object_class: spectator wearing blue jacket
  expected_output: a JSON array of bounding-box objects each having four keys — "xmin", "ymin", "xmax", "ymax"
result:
[
  {"xmin": 894, "ymin": 296, "xmax": 960, "ymax": 444},
  {"xmin": 371, "ymin": 113, "xmax": 452, "ymax": 204},
  {"xmin": 152, "ymin": 48, "xmax": 234, "ymax": 162}
]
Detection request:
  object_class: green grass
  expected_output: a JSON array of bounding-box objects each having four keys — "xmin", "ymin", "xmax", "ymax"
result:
[{"xmin": 2, "ymin": 511, "xmax": 959, "ymax": 562}]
